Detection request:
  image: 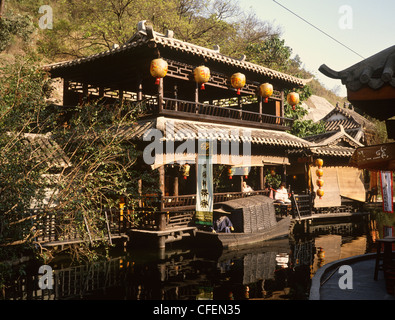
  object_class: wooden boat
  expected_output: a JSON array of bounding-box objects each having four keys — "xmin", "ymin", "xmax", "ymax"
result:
[{"xmin": 195, "ymin": 195, "xmax": 291, "ymax": 250}]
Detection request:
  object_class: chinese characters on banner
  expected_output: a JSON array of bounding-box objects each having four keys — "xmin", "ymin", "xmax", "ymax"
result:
[
  {"xmin": 379, "ymin": 171, "xmax": 393, "ymax": 213},
  {"xmin": 195, "ymin": 141, "xmax": 213, "ymax": 225}
]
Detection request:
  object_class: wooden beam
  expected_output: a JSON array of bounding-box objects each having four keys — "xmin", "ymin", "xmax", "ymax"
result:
[{"xmin": 347, "ymin": 84, "xmax": 395, "ymax": 101}]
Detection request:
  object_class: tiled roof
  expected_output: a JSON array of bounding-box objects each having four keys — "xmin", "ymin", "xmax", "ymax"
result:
[
  {"xmin": 45, "ymin": 24, "xmax": 309, "ymax": 88},
  {"xmin": 310, "ymin": 146, "xmax": 355, "ymax": 157},
  {"xmin": 288, "ymin": 145, "xmax": 355, "ymax": 157},
  {"xmin": 12, "ymin": 133, "xmax": 71, "ymax": 168},
  {"xmin": 120, "ymin": 117, "xmax": 310, "ymax": 148},
  {"xmin": 324, "ymin": 119, "xmax": 360, "ymax": 131},
  {"xmin": 319, "ymin": 45, "xmax": 395, "ymax": 91},
  {"xmin": 304, "ymin": 126, "xmax": 363, "ymax": 148}
]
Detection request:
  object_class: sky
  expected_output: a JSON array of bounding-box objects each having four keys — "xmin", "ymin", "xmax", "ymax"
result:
[{"xmin": 238, "ymin": 0, "xmax": 395, "ymax": 97}]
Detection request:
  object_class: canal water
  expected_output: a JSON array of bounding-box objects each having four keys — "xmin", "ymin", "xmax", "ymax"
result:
[{"xmin": 1, "ymin": 214, "xmax": 382, "ymax": 300}]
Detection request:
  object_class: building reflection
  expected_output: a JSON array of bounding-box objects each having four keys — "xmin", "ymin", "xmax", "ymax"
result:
[{"xmin": 3, "ymin": 216, "xmax": 375, "ymax": 300}]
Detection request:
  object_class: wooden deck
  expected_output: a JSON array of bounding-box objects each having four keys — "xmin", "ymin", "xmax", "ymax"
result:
[{"xmin": 21, "ymin": 191, "xmax": 374, "ymax": 250}]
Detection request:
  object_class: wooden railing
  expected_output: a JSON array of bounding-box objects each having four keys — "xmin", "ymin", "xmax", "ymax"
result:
[
  {"xmin": 162, "ymin": 190, "xmax": 270, "ymax": 212},
  {"xmin": 161, "ymin": 98, "xmax": 293, "ymax": 130},
  {"xmin": 291, "ymin": 193, "xmax": 313, "ymax": 220}
]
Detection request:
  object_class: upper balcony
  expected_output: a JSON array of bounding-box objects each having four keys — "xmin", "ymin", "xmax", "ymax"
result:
[{"xmin": 138, "ymin": 96, "xmax": 294, "ymax": 131}]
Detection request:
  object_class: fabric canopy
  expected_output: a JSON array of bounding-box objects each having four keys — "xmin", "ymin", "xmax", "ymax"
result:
[
  {"xmin": 312, "ymin": 166, "xmax": 366, "ymax": 207},
  {"xmin": 151, "ymin": 154, "xmax": 290, "ymax": 169}
]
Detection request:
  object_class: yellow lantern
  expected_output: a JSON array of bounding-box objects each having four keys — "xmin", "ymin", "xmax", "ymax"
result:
[
  {"xmin": 316, "ymin": 169, "xmax": 323, "ymax": 177},
  {"xmin": 181, "ymin": 163, "xmax": 190, "ymax": 180},
  {"xmin": 315, "ymin": 158, "xmax": 324, "ymax": 168},
  {"xmin": 316, "ymin": 179, "xmax": 324, "ymax": 188},
  {"xmin": 287, "ymin": 92, "xmax": 300, "ymax": 110},
  {"xmin": 317, "ymin": 188, "xmax": 324, "ymax": 199},
  {"xmin": 259, "ymin": 83, "xmax": 273, "ymax": 103},
  {"xmin": 194, "ymin": 66, "xmax": 210, "ymax": 90},
  {"xmin": 231, "ymin": 72, "xmax": 246, "ymax": 95},
  {"xmin": 150, "ymin": 58, "xmax": 168, "ymax": 85}
]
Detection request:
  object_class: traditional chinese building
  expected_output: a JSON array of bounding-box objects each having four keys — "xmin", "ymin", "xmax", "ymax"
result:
[
  {"xmin": 44, "ymin": 21, "xmax": 335, "ymax": 247},
  {"xmin": 320, "ymin": 45, "xmax": 395, "ymax": 209}
]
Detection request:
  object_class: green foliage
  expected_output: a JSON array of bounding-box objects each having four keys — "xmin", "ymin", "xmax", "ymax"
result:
[
  {"xmin": 246, "ymin": 35, "xmax": 292, "ymax": 72},
  {"xmin": 284, "ymin": 86, "xmax": 326, "ymax": 138},
  {"xmin": 0, "ymin": 55, "xmax": 148, "ymax": 263},
  {"xmin": 0, "ymin": 55, "xmax": 49, "ymax": 262},
  {"xmin": 265, "ymin": 171, "xmax": 282, "ymax": 190},
  {"xmin": 0, "ymin": 13, "xmax": 34, "ymax": 52}
]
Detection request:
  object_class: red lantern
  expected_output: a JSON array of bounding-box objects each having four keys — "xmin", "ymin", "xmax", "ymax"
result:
[
  {"xmin": 287, "ymin": 92, "xmax": 300, "ymax": 110},
  {"xmin": 150, "ymin": 58, "xmax": 168, "ymax": 85},
  {"xmin": 194, "ymin": 66, "xmax": 210, "ymax": 90},
  {"xmin": 231, "ymin": 72, "xmax": 246, "ymax": 95},
  {"xmin": 243, "ymin": 167, "xmax": 249, "ymax": 179},
  {"xmin": 228, "ymin": 168, "xmax": 234, "ymax": 180},
  {"xmin": 259, "ymin": 83, "xmax": 273, "ymax": 103}
]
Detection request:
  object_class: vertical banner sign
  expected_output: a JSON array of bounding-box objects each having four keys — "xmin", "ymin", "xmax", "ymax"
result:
[
  {"xmin": 196, "ymin": 140, "xmax": 213, "ymax": 225},
  {"xmin": 380, "ymin": 171, "xmax": 393, "ymax": 213}
]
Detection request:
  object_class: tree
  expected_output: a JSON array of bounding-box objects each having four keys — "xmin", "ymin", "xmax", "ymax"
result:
[
  {"xmin": 284, "ymin": 86, "xmax": 326, "ymax": 138},
  {"xmin": 0, "ymin": 55, "xmax": 51, "ymax": 264},
  {"xmin": 0, "ymin": 54, "xmax": 152, "ymax": 265}
]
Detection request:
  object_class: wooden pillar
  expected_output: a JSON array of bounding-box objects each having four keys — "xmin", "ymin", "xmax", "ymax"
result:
[
  {"xmin": 174, "ymin": 84, "xmax": 178, "ymax": 111},
  {"xmin": 280, "ymin": 91, "xmax": 285, "ymax": 118},
  {"xmin": 83, "ymin": 83, "xmax": 88, "ymax": 97},
  {"xmin": 195, "ymin": 83, "xmax": 199, "ymax": 114},
  {"xmin": 259, "ymin": 96, "xmax": 263, "ymax": 123},
  {"xmin": 173, "ymin": 176, "xmax": 179, "ymax": 196},
  {"xmin": 158, "ymin": 165, "xmax": 166, "ymax": 231},
  {"xmin": 238, "ymin": 96, "xmax": 242, "ymax": 119},
  {"xmin": 138, "ymin": 179, "xmax": 142, "ymax": 207},
  {"xmin": 283, "ymin": 165, "xmax": 287, "ymax": 185},
  {"xmin": 240, "ymin": 175, "xmax": 244, "ymax": 193},
  {"xmin": 158, "ymin": 78, "xmax": 164, "ymax": 113},
  {"xmin": 79, "ymin": 83, "xmax": 88, "ymax": 105},
  {"xmin": 159, "ymin": 165, "xmax": 165, "ymax": 210},
  {"xmin": 63, "ymin": 79, "xmax": 70, "ymax": 105},
  {"xmin": 137, "ymin": 77, "xmax": 143, "ymax": 101},
  {"xmin": 99, "ymin": 87, "xmax": 104, "ymax": 98},
  {"xmin": 260, "ymin": 166, "xmax": 265, "ymax": 190}
]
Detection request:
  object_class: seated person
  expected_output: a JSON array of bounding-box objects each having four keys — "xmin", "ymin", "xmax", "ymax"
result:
[
  {"xmin": 275, "ymin": 182, "xmax": 291, "ymax": 203},
  {"xmin": 214, "ymin": 215, "xmax": 234, "ymax": 233},
  {"xmin": 242, "ymin": 181, "xmax": 253, "ymax": 192}
]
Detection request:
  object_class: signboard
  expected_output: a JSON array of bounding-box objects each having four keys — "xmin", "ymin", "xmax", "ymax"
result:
[
  {"xmin": 379, "ymin": 171, "xmax": 393, "ymax": 213},
  {"xmin": 349, "ymin": 142, "xmax": 395, "ymax": 170},
  {"xmin": 195, "ymin": 141, "xmax": 213, "ymax": 225}
]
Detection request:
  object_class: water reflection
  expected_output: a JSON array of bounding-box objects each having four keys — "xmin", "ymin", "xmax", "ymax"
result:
[{"xmin": 3, "ymin": 216, "xmax": 373, "ymax": 300}]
